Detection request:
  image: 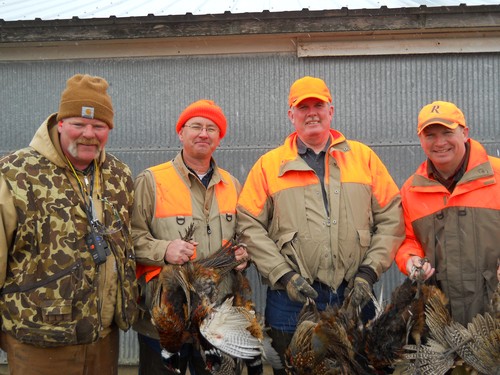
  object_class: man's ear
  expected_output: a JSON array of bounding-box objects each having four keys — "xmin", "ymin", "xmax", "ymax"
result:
[{"xmin": 462, "ymin": 126, "xmax": 469, "ymax": 141}]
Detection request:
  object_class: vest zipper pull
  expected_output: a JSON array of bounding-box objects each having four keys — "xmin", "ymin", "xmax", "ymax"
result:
[{"xmin": 206, "ymin": 224, "xmax": 212, "ymax": 234}]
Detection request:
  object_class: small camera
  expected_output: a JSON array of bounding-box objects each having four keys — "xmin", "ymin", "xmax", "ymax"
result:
[{"xmin": 85, "ymin": 229, "xmax": 111, "ymax": 266}]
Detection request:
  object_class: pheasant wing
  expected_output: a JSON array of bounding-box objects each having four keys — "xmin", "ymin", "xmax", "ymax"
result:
[{"xmin": 199, "ymin": 297, "xmax": 262, "ymax": 360}]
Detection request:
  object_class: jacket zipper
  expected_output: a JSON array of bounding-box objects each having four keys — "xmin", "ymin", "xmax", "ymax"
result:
[{"xmin": 1, "ymin": 259, "xmax": 82, "ymax": 295}]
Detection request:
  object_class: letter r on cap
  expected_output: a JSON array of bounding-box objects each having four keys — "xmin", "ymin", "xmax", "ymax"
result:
[{"xmin": 431, "ymin": 105, "xmax": 440, "ymax": 114}]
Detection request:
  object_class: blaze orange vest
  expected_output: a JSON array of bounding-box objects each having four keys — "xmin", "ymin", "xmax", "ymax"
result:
[{"xmin": 136, "ymin": 162, "xmax": 238, "ymax": 282}]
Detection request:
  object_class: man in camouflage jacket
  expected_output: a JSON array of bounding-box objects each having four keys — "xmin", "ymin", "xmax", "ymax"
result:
[{"xmin": 0, "ymin": 74, "xmax": 138, "ymax": 375}]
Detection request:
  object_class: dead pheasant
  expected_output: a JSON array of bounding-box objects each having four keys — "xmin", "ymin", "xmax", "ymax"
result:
[
  {"xmin": 285, "ymin": 296, "xmax": 372, "ymax": 375},
  {"xmin": 362, "ymin": 276, "xmax": 449, "ymax": 373},
  {"xmin": 286, "ymin": 259, "xmax": 500, "ymax": 375},
  {"xmin": 402, "ymin": 266, "xmax": 500, "ymax": 375},
  {"xmin": 285, "ymin": 271, "xmax": 452, "ymax": 375},
  {"xmin": 151, "ymin": 224, "xmax": 275, "ymax": 374}
]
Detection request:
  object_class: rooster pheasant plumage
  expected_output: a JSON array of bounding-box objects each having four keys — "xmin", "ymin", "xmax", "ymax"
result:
[
  {"xmin": 150, "ymin": 224, "xmax": 280, "ymax": 374},
  {"xmin": 285, "ymin": 268, "xmax": 500, "ymax": 375}
]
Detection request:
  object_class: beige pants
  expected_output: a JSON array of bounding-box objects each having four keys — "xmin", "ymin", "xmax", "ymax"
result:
[{"xmin": 0, "ymin": 327, "xmax": 119, "ymax": 375}]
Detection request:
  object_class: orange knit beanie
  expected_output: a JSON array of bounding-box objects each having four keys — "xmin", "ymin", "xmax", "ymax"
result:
[
  {"xmin": 176, "ymin": 99, "xmax": 227, "ymax": 138},
  {"xmin": 57, "ymin": 74, "xmax": 114, "ymax": 128}
]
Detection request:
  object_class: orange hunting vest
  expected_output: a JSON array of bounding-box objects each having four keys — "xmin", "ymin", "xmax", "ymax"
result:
[{"xmin": 136, "ymin": 162, "xmax": 238, "ymax": 283}]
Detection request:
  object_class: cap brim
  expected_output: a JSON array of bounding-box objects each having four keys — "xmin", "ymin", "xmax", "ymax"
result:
[
  {"xmin": 291, "ymin": 94, "xmax": 331, "ymax": 107},
  {"xmin": 417, "ymin": 118, "xmax": 461, "ymax": 134}
]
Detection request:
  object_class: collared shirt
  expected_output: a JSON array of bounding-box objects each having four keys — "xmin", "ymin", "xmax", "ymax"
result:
[
  {"xmin": 428, "ymin": 142, "xmax": 470, "ymax": 193},
  {"xmin": 184, "ymin": 159, "xmax": 215, "ymax": 188},
  {"xmin": 297, "ymin": 136, "xmax": 331, "ymax": 215}
]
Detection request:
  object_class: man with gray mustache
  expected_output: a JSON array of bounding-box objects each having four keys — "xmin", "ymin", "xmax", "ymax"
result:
[{"xmin": 0, "ymin": 74, "xmax": 137, "ymax": 375}]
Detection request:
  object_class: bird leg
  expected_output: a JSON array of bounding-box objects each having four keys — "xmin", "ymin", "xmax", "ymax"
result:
[
  {"xmin": 179, "ymin": 223, "xmax": 196, "ymax": 242},
  {"xmin": 410, "ymin": 258, "xmax": 429, "ymax": 282}
]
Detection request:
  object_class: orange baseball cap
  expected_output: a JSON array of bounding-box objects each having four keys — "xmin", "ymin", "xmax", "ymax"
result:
[
  {"xmin": 288, "ymin": 76, "xmax": 332, "ymax": 107},
  {"xmin": 417, "ymin": 101, "xmax": 466, "ymax": 134}
]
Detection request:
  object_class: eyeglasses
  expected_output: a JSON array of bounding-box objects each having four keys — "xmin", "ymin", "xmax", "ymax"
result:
[{"xmin": 184, "ymin": 124, "xmax": 219, "ymax": 135}]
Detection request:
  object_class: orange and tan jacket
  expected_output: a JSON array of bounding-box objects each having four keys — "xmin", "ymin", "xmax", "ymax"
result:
[
  {"xmin": 133, "ymin": 152, "xmax": 240, "ymax": 283},
  {"xmin": 131, "ymin": 152, "xmax": 240, "ymax": 337},
  {"xmin": 395, "ymin": 139, "xmax": 500, "ymax": 325},
  {"xmin": 237, "ymin": 130, "xmax": 404, "ymax": 290}
]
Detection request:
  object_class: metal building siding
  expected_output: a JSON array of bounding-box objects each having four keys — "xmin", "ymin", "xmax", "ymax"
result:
[{"xmin": 1, "ymin": 52, "xmax": 500, "ymax": 364}]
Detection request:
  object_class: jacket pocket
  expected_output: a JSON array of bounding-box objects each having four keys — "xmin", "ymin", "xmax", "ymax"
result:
[
  {"xmin": 0, "ymin": 260, "xmax": 97, "ymax": 347},
  {"xmin": 278, "ymin": 231, "xmax": 321, "ymax": 283},
  {"xmin": 343, "ymin": 229, "xmax": 371, "ymax": 275},
  {"xmin": 357, "ymin": 229, "xmax": 372, "ymax": 248},
  {"xmin": 356, "ymin": 228, "xmax": 372, "ymax": 265},
  {"xmin": 483, "ymin": 269, "xmax": 497, "ymax": 308},
  {"xmin": 41, "ymin": 299, "xmax": 72, "ymax": 323}
]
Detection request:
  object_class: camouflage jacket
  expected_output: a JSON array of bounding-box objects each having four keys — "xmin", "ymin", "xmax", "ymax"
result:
[{"xmin": 0, "ymin": 115, "xmax": 138, "ymax": 347}]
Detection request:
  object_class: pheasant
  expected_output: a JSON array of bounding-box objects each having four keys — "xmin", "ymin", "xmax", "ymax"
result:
[
  {"xmin": 286, "ymin": 261, "xmax": 500, "ymax": 375},
  {"xmin": 362, "ymin": 275, "xmax": 450, "ymax": 373},
  {"xmin": 285, "ymin": 298, "xmax": 321, "ymax": 373},
  {"xmin": 402, "ymin": 263, "xmax": 500, "ymax": 375},
  {"xmin": 403, "ymin": 293, "xmax": 500, "ymax": 374},
  {"xmin": 285, "ymin": 271, "xmax": 451, "ymax": 375},
  {"xmin": 151, "ymin": 224, "xmax": 277, "ymax": 374},
  {"xmin": 285, "ymin": 296, "xmax": 373, "ymax": 375}
]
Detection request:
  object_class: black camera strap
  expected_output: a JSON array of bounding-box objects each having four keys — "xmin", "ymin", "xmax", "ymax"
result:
[{"xmin": 65, "ymin": 157, "xmax": 111, "ymax": 266}]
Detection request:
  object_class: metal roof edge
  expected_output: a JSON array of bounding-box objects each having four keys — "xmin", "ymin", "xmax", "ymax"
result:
[
  {"xmin": 2, "ymin": 4, "xmax": 500, "ymax": 25},
  {"xmin": 1, "ymin": 4, "xmax": 500, "ymax": 44}
]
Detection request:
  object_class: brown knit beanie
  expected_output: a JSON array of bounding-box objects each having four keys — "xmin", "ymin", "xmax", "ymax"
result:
[
  {"xmin": 57, "ymin": 74, "xmax": 114, "ymax": 128},
  {"xmin": 176, "ymin": 99, "xmax": 227, "ymax": 138}
]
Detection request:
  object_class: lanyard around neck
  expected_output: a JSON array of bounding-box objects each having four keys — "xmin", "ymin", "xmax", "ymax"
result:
[{"xmin": 66, "ymin": 157, "xmax": 99, "ymax": 224}]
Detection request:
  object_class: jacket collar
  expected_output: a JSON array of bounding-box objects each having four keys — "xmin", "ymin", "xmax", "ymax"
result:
[
  {"xmin": 412, "ymin": 139, "xmax": 495, "ymax": 193},
  {"xmin": 174, "ymin": 151, "xmax": 226, "ymax": 188},
  {"xmin": 279, "ymin": 129, "xmax": 348, "ymax": 176}
]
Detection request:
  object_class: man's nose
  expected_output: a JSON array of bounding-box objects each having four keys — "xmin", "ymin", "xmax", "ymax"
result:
[
  {"xmin": 82, "ymin": 124, "xmax": 96, "ymax": 137},
  {"xmin": 434, "ymin": 134, "xmax": 447, "ymax": 144},
  {"xmin": 198, "ymin": 128, "xmax": 210, "ymax": 136}
]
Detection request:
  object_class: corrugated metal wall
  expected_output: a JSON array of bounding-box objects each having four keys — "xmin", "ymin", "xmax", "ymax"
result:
[{"xmin": 1, "ymin": 52, "xmax": 499, "ymax": 364}]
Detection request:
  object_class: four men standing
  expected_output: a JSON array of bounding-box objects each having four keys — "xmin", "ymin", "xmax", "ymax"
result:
[{"xmin": 0, "ymin": 74, "xmax": 497, "ymax": 374}]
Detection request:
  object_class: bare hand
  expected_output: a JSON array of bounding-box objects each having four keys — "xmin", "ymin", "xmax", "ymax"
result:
[
  {"xmin": 406, "ymin": 256, "xmax": 435, "ymax": 281},
  {"xmin": 165, "ymin": 239, "xmax": 197, "ymax": 265},
  {"xmin": 234, "ymin": 245, "xmax": 249, "ymax": 271}
]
